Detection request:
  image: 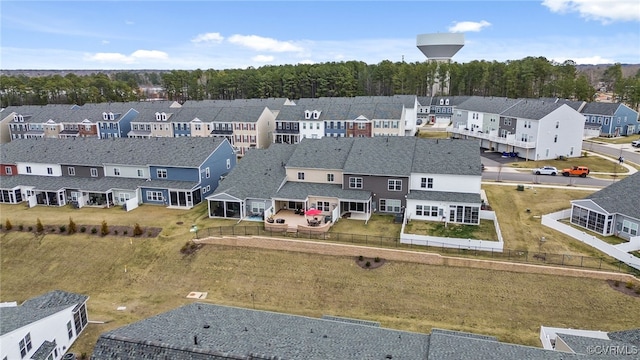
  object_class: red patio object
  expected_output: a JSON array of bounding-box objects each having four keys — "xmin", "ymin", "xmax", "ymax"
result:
[{"xmin": 305, "ymin": 208, "xmax": 322, "ymax": 217}]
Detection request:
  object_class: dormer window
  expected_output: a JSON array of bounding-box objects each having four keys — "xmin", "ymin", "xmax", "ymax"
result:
[
  {"xmin": 439, "ymin": 99, "xmax": 444, "ymax": 105},
  {"xmin": 161, "ymin": 112, "xmax": 167, "ymax": 121},
  {"xmin": 102, "ymin": 112, "xmax": 109, "ymax": 120},
  {"xmin": 312, "ymin": 110, "xmax": 320, "ymax": 119},
  {"xmin": 445, "ymin": 99, "xmax": 450, "ymax": 105},
  {"xmin": 13, "ymin": 114, "xmax": 24, "ymax": 122},
  {"xmin": 304, "ymin": 110, "xmax": 312, "ymax": 119},
  {"xmin": 108, "ymin": 112, "xmax": 115, "ymax": 120},
  {"xmin": 155, "ymin": 112, "xmax": 161, "ymax": 121}
]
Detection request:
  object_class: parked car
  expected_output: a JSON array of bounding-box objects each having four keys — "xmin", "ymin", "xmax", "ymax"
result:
[
  {"xmin": 531, "ymin": 166, "xmax": 558, "ymax": 175},
  {"xmin": 562, "ymin": 166, "xmax": 590, "ymax": 177},
  {"xmin": 632, "ymin": 139, "xmax": 640, "ymax": 148}
]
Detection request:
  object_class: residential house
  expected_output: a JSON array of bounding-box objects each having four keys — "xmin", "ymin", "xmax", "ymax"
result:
[
  {"xmin": 93, "ymin": 103, "xmax": 140, "ymax": 139},
  {"xmin": 417, "ymin": 96, "xmax": 471, "ymax": 126},
  {"xmin": 207, "ymin": 143, "xmax": 296, "ymax": 219},
  {"xmin": 0, "ymin": 290, "xmax": 89, "ymax": 360},
  {"xmin": 570, "ymin": 171, "xmax": 640, "ymax": 240},
  {"xmin": 208, "ymin": 136, "xmax": 482, "ymax": 226},
  {"xmin": 0, "ymin": 137, "xmax": 236, "ymax": 209},
  {"xmin": 224, "ymin": 106, "xmax": 277, "ymax": 156},
  {"xmin": 540, "ymin": 325, "xmax": 640, "ymax": 356},
  {"xmin": 407, "ymin": 138, "xmax": 482, "ymax": 225},
  {"xmin": 1, "ymin": 105, "xmax": 47, "ymax": 142},
  {"xmin": 449, "ymin": 97, "xmax": 585, "ymax": 160},
  {"xmin": 580, "ymin": 102, "xmax": 639, "ymax": 137},
  {"xmin": 91, "ymin": 302, "xmax": 607, "ymax": 359}
]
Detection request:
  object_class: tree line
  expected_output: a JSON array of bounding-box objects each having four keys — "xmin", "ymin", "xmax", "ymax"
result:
[{"xmin": 1, "ymin": 58, "xmax": 639, "ymax": 109}]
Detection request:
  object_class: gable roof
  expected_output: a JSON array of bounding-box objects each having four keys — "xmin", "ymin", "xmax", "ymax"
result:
[
  {"xmin": 0, "ymin": 137, "xmax": 230, "ymax": 168},
  {"xmin": 411, "ymin": 138, "xmax": 481, "ymax": 176},
  {"xmin": 286, "ymin": 137, "xmax": 355, "ymax": 170},
  {"xmin": 499, "ymin": 99, "xmax": 566, "ymax": 120},
  {"xmin": 209, "ymin": 144, "xmax": 296, "ymax": 201},
  {"xmin": 581, "ymin": 102, "xmax": 623, "ymax": 116},
  {"xmin": 343, "ymin": 137, "xmax": 418, "ymax": 176},
  {"xmin": 584, "ymin": 172, "xmax": 640, "ymax": 220},
  {"xmin": 0, "ymin": 290, "xmax": 88, "ymax": 336}
]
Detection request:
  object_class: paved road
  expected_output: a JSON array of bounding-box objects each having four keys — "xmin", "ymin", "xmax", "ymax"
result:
[{"xmin": 583, "ymin": 141, "xmax": 640, "ymax": 166}]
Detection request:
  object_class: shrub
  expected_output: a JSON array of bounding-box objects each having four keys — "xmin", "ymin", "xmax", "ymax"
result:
[
  {"xmin": 80, "ymin": 226, "xmax": 86, "ymax": 233},
  {"xmin": 114, "ymin": 230, "xmax": 119, "ymax": 235},
  {"xmin": 68, "ymin": 217, "xmax": 77, "ymax": 234},
  {"xmin": 614, "ymin": 280, "xmax": 620, "ymax": 287},
  {"xmin": 36, "ymin": 218, "xmax": 44, "ymax": 233},
  {"xmin": 626, "ymin": 281, "xmax": 634, "ymax": 289},
  {"xmin": 59, "ymin": 225, "xmax": 66, "ymax": 233},
  {"xmin": 365, "ymin": 261, "xmax": 371, "ymax": 267},
  {"xmin": 180, "ymin": 241, "xmax": 200, "ymax": 254},
  {"xmin": 358, "ymin": 255, "xmax": 364, "ymax": 261},
  {"xmin": 100, "ymin": 220, "xmax": 109, "ymax": 236},
  {"xmin": 133, "ymin": 223, "xmax": 143, "ymax": 236},
  {"xmin": 374, "ymin": 257, "xmax": 380, "ymax": 263},
  {"xmin": 18, "ymin": 224, "xmax": 24, "ymax": 231},
  {"xmin": 91, "ymin": 227, "xmax": 97, "ymax": 234},
  {"xmin": 5, "ymin": 219, "xmax": 12, "ymax": 231},
  {"xmin": 28, "ymin": 226, "xmax": 33, "ymax": 231},
  {"xmin": 123, "ymin": 229, "xmax": 128, "ymax": 235}
]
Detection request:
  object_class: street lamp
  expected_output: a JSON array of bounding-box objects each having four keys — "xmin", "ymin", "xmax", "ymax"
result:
[{"xmin": 190, "ymin": 224, "xmax": 199, "ymax": 239}]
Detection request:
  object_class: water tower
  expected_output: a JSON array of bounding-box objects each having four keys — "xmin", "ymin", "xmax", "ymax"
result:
[{"xmin": 416, "ymin": 33, "xmax": 464, "ymax": 95}]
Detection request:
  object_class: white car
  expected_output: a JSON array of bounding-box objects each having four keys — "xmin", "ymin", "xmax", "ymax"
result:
[
  {"xmin": 532, "ymin": 166, "xmax": 558, "ymax": 175},
  {"xmin": 632, "ymin": 140, "xmax": 640, "ymax": 148}
]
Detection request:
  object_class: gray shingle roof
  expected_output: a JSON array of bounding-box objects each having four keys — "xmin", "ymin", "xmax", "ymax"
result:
[
  {"xmin": 407, "ymin": 190, "xmax": 481, "ymax": 204},
  {"xmin": 275, "ymin": 182, "xmax": 371, "ymax": 201},
  {"xmin": 411, "ymin": 138, "xmax": 481, "ymax": 176},
  {"xmin": 0, "ymin": 137, "xmax": 229, "ymax": 168},
  {"xmin": 456, "ymin": 97, "xmax": 522, "ymax": 114},
  {"xmin": 209, "ymin": 144, "xmax": 296, "ymax": 201},
  {"xmin": 91, "ymin": 302, "xmax": 430, "ymax": 360},
  {"xmin": 1, "ymin": 290, "xmax": 88, "ymax": 336},
  {"xmin": 581, "ymin": 102, "xmax": 622, "ymax": 116},
  {"xmin": 31, "ymin": 340, "xmax": 56, "ymax": 360},
  {"xmin": 343, "ymin": 137, "xmax": 417, "ymax": 176},
  {"xmin": 584, "ymin": 172, "xmax": 640, "ymax": 220},
  {"xmin": 91, "ymin": 303, "xmax": 618, "ymax": 360},
  {"xmin": 286, "ymin": 137, "xmax": 355, "ymax": 170},
  {"xmin": 500, "ymin": 99, "xmax": 566, "ymax": 120},
  {"xmin": 608, "ymin": 328, "xmax": 640, "ymax": 346}
]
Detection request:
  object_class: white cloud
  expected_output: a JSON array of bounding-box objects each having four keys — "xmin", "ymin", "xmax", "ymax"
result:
[
  {"xmin": 551, "ymin": 55, "xmax": 616, "ymax": 65},
  {"xmin": 227, "ymin": 34, "xmax": 304, "ymax": 53},
  {"xmin": 84, "ymin": 50, "xmax": 168, "ymax": 64},
  {"xmin": 252, "ymin": 55, "xmax": 274, "ymax": 62},
  {"xmin": 542, "ymin": 0, "xmax": 640, "ymax": 23},
  {"xmin": 448, "ymin": 20, "xmax": 491, "ymax": 33},
  {"xmin": 298, "ymin": 59, "xmax": 315, "ymax": 65},
  {"xmin": 191, "ymin": 32, "xmax": 224, "ymax": 44},
  {"xmin": 101, "ymin": 40, "xmax": 110, "ymax": 45},
  {"xmin": 131, "ymin": 50, "xmax": 169, "ymax": 60}
]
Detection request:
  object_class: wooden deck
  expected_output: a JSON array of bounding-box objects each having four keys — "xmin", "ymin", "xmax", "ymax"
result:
[{"xmin": 265, "ymin": 209, "xmax": 332, "ymax": 233}]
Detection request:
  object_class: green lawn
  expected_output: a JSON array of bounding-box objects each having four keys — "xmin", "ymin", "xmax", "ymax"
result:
[
  {"xmin": 508, "ymin": 155, "xmax": 630, "ymax": 173},
  {"xmin": 587, "ymin": 134, "xmax": 640, "ymax": 144},
  {"xmin": 404, "ymin": 219, "xmax": 499, "ymax": 241}
]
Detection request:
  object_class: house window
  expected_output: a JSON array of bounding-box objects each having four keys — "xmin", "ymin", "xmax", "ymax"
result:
[
  {"xmin": 90, "ymin": 168, "xmax": 98, "ymax": 177},
  {"xmin": 379, "ymin": 199, "xmax": 401, "ymax": 213},
  {"xmin": 205, "ymin": 167, "xmax": 210, "ymax": 179},
  {"xmin": 5, "ymin": 167, "xmax": 12, "ymax": 175},
  {"xmin": 555, "ymin": 121, "xmax": 559, "ymax": 129},
  {"xmin": 349, "ymin": 177, "xmax": 363, "ymax": 189},
  {"xmin": 157, "ymin": 169, "xmax": 167, "ymax": 178},
  {"xmin": 19, "ymin": 339, "xmax": 26, "ymax": 358},
  {"xmin": 388, "ymin": 179, "xmax": 402, "ymax": 191},
  {"xmin": 226, "ymin": 159, "xmax": 231, "ymax": 169},
  {"xmin": 420, "ymin": 177, "xmax": 427, "ymax": 188},
  {"xmin": 327, "ymin": 173, "xmax": 334, "ymax": 182},
  {"xmin": 622, "ymin": 220, "xmax": 638, "ymax": 236},
  {"xmin": 298, "ymin": 172, "xmax": 305, "ymax": 180},
  {"xmin": 45, "ymin": 167, "xmax": 52, "ymax": 175},
  {"xmin": 416, "ymin": 205, "xmax": 423, "ymax": 216},
  {"xmin": 554, "ymin": 135, "xmax": 558, "ymax": 143},
  {"xmin": 137, "ymin": 169, "xmax": 144, "ymax": 177},
  {"xmin": 114, "ymin": 168, "xmax": 120, "ymax": 176},
  {"xmin": 26, "ymin": 166, "xmax": 32, "ymax": 174},
  {"xmin": 146, "ymin": 191, "xmax": 164, "ymax": 201},
  {"xmin": 604, "ymin": 119, "xmax": 610, "ymax": 125},
  {"xmin": 358, "ymin": 123, "xmax": 366, "ymax": 130},
  {"xmin": 67, "ymin": 321, "xmax": 74, "ymax": 339}
]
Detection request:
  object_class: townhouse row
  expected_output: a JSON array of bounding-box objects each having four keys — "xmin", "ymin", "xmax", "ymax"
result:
[
  {"xmin": 2, "ymin": 96, "xmax": 638, "ymax": 162},
  {"xmin": 206, "ymin": 136, "xmax": 484, "ymax": 227},
  {"xmin": 0, "ymin": 137, "xmax": 236, "ymax": 209}
]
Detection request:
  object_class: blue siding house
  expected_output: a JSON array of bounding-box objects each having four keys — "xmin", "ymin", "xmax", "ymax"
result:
[
  {"xmin": 581, "ymin": 102, "xmax": 639, "ymax": 137},
  {"xmin": 97, "ymin": 108, "xmax": 139, "ymax": 138}
]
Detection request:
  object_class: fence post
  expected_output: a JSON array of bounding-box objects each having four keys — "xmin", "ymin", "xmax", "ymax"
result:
[{"xmin": 580, "ymin": 256, "xmax": 584, "ymax": 267}]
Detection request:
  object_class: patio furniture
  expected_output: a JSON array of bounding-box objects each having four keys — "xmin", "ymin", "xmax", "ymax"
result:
[{"xmin": 276, "ymin": 218, "xmax": 285, "ymax": 224}]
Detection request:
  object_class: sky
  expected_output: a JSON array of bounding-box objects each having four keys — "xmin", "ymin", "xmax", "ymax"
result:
[{"xmin": 1, "ymin": 0, "xmax": 639, "ymax": 70}]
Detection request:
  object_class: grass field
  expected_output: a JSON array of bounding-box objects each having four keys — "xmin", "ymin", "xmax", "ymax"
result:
[
  {"xmin": 1, "ymin": 188, "xmax": 638, "ymax": 355},
  {"xmin": 2, "ymin": 231, "xmax": 639, "ymax": 356},
  {"xmin": 507, "ymin": 155, "xmax": 630, "ymax": 173},
  {"xmin": 587, "ymin": 134, "xmax": 640, "ymax": 145},
  {"xmin": 404, "ymin": 219, "xmax": 499, "ymax": 241}
]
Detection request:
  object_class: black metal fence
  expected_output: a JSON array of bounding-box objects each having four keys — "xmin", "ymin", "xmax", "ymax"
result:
[{"xmin": 195, "ymin": 225, "xmax": 637, "ymax": 274}]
